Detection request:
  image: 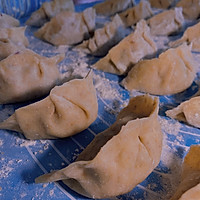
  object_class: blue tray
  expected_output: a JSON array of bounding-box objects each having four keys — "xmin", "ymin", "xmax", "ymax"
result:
[{"xmin": 0, "ymin": 1, "xmax": 200, "ymax": 200}]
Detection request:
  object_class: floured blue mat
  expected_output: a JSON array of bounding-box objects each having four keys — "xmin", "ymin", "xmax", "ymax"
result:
[{"xmin": 0, "ymin": 1, "xmax": 200, "ymax": 200}]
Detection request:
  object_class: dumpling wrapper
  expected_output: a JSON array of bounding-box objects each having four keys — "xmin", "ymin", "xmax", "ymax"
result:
[
  {"xmin": 0, "ymin": 26, "xmax": 29, "ymax": 47},
  {"xmin": 35, "ymin": 95, "xmax": 163, "ymax": 199},
  {"xmin": 170, "ymin": 145, "xmax": 200, "ymax": 200},
  {"xmin": 149, "ymin": 0, "xmax": 176, "ymax": 9},
  {"xmin": 122, "ymin": 43, "xmax": 197, "ymax": 95},
  {"xmin": 148, "ymin": 7, "xmax": 184, "ymax": 36},
  {"xmin": 0, "ymin": 13, "xmax": 19, "ymax": 28},
  {"xmin": 166, "ymin": 96, "xmax": 200, "ymax": 128},
  {"xmin": 0, "ymin": 49, "xmax": 64, "ymax": 104},
  {"xmin": 176, "ymin": 0, "xmax": 200, "ymax": 20},
  {"xmin": 34, "ymin": 7, "xmax": 96, "ymax": 46},
  {"xmin": 170, "ymin": 21, "xmax": 200, "ymax": 52},
  {"xmin": 77, "ymin": 14, "xmax": 126, "ymax": 56},
  {"xmin": 93, "ymin": 0, "xmax": 135, "ymax": 17},
  {"xmin": 26, "ymin": 0, "xmax": 74, "ymax": 27},
  {"xmin": 92, "ymin": 19, "xmax": 157, "ymax": 75},
  {"xmin": 119, "ymin": 0, "xmax": 153, "ymax": 27},
  {"xmin": 0, "ymin": 72, "xmax": 98, "ymax": 139},
  {"xmin": 0, "ymin": 38, "xmax": 26, "ymax": 60}
]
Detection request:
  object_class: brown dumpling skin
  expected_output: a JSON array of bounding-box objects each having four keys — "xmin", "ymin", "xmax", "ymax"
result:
[
  {"xmin": 26, "ymin": 0, "xmax": 74, "ymax": 27},
  {"xmin": 77, "ymin": 14, "xmax": 125, "ymax": 56},
  {"xmin": 93, "ymin": 0, "xmax": 135, "ymax": 17},
  {"xmin": 35, "ymin": 95, "xmax": 163, "ymax": 199},
  {"xmin": 0, "ymin": 49, "xmax": 64, "ymax": 104},
  {"xmin": 0, "ymin": 72, "xmax": 98, "ymax": 139},
  {"xmin": 170, "ymin": 145, "xmax": 200, "ymax": 200},
  {"xmin": 0, "ymin": 13, "xmax": 19, "ymax": 28},
  {"xmin": 148, "ymin": 7, "xmax": 184, "ymax": 36},
  {"xmin": 122, "ymin": 43, "xmax": 197, "ymax": 95},
  {"xmin": 170, "ymin": 22, "xmax": 200, "ymax": 52},
  {"xmin": 34, "ymin": 7, "xmax": 96, "ymax": 46},
  {"xmin": 166, "ymin": 96, "xmax": 200, "ymax": 128},
  {"xmin": 176, "ymin": 0, "xmax": 200, "ymax": 20},
  {"xmin": 119, "ymin": 0, "xmax": 153, "ymax": 27},
  {"xmin": 149, "ymin": 0, "xmax": 175, "ymax": 9},
  {"xmin": 92, "ymin": 19, "xmax": 157, "ymax": 75}
]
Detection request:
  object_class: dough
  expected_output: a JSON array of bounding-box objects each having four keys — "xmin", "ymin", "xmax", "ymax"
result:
[
  {"xmin": 93, "ymin": 0, "xmax": 135, "ymax": 16},
  {"xmin": 77, "ymin": 14, "xmax": 125, "ymax": 56},
  {"xmin": 0, "ymin": 13, "xmax": 19, "ymax": 28},
  {"xmin": 122, "ymin": 43, "xmax": 197, "ymax": 95},
  {"xmin": 170, "ymin": 145, "xmax": 200, "ymax": 200},
  {"xmin": 166, "ymin": 96, "xmax": 200, "ymax": 128},
  {"xmin": 0, "ymin": 49, "xmax": 64, "ymax": 104},
  {"xmin": 176, "ymin": 0, "xmax": 200, "ymax": 20},
  {"xmin": 149, "ymin": 0, "xmax": 176, "ymax": 9},
  {"xmin": 35, "ymin": 95, "xmax": 163, "ymax": 199},
  {"xmin": 170, "ymin": 21, "xmax": 200, "ymax": 52},
  {"xmin": 34, "ymin": 7, "xmax": 96, "ymax": 46},
  {"xmin": 148, "ymin": 7, "xmax": 184, "ymax": 36},
  {"xmin": 0, "ymin": 72, "xmax": 98, "ymax": 139},
  {"xmin": 0, "ymin": 26, "xmax": 29, "ymax": 47},
  {"xmin": 92, "ymin": 19, "xmax": 157, "ymax": 75},
  {"xmin": 119, "ymin": 0, "xmax": 153, "ymax": 27},
  {"xmin": 26, "ymin": 0, "xmax": 74, "ymax": 27}
]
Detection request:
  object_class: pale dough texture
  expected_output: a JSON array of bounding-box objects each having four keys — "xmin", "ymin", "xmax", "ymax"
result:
[
  {"xmin": 35, "ymin": 7, "xmax": 96, "ymax": 46},
  {"xmin": 26, "ymin": 0, "xmax": 74, "ymax": 27},
  {"xmin": 122, "ymin": 43, "xmax": 197, "ymax": 95},
  {"xmin": 35, "ymin": 95, "xmax": 163, "ymax": 199},
  {"xmin": 149, "ymin": 0, "xmax": 176, "ymax": 9},
  {"xmin": 93, "ymin": 19, "xmax": 157, "ymax": 75},
  {"xmin": 0, "ymin": 13, "xmax": 19, "ymax": 28},
  {"xmin": 0, "ymin": 72, "xmax": 98, "ymax": 139}
]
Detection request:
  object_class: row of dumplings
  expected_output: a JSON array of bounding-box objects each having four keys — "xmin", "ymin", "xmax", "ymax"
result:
[{"xmin": 0, "ymin": 0, "xmax": 200, "ymax": 199}]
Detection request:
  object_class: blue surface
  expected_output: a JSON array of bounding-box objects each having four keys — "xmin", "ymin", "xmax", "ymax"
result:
[{"xmin": 0, "ymin": 1, "xmax": 200, "ymax": 200}]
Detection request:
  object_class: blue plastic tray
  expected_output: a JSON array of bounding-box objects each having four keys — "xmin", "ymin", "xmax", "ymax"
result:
[{"xmin": 0, "ymin": 1, "xmax": 200, "ymax": 200}]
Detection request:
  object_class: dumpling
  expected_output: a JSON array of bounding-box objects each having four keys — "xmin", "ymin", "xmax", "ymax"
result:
[
  {"xmin": 149, "ymin": 0, "xmax": 176, "ymax": 9},
  {"xmin": 34, "ymin": 7, "xmax": 96, "ymax": 46},
  {"xmin": 170, "ymin": 22, "xmax": 200, "ymax": 52},
  {"xmin": 92, "ymin": 19, "xmax": 157, "ymax": 75},
  {"xmin": 122, "ymin": 43, "xmax": 197, "ymax": 95},
  {"xmin": 119, "ymin": 0, "xmax": 153, "ymax": 27},
  {"xmin": 0, "ymin": 49, "xmax": 64, "ymax": 104},
  {"xmin": 0, "ymin": 13, "xmax": 19, "ymax": 28},
  {"xmin": 26, "ymin": 0, "xmax": 74, "ymax": 27},
  {"xmin": 93, "ymin": 0, "xmax": 135, "ymax": 16},
  {"xmin": 77, "ymin": 14, "xmax": 125, "ymax": 56},
  {"xmin": 170, "ymin": 145, "xmax": 200, "ymax": 200},
  {"xmin": 0, "ymin": 72, "xmax": 98, "ymax": 139},
  {"xmin": 148, "ymin": 7, "xmax": 184, "ymax": 36},
  {"xmin": 0, "ymin": 26, "xmax": 29, "ymax": 47},
  {"xmin": 35, "ymin": 95, "xmax": 163, "ymax": 199},
  {"xmin": 176, "ymin": 0, "xmax": 200, "ymax": 20},
  {"xmin": 166, "ymin": 96, "xmax": 200, "ymax": 128}
]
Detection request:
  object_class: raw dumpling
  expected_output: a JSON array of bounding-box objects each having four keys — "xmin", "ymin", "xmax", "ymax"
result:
[
  {"xmin": 149, "ymin": 0, "xmax": 176, "ymax": 9},
  {"xmin": 170, "ymin": 22, "xmax": 200, "ymax": 52},
  {"xmin": 0, "ymin": 49, "xmax": 64, "ymax": 104},
  {"xmin": 119, "ymin": 0, "xmax": 153, "ymax": 27},
  {"xmin": 77, "ymin": 14, "xmax": 125, "ymax": 56},
  {"xmin": 34, "ymin": 7, "xmax": 96, "ymax": 46},
  {"xmin": 92, "ymin": 19, "xmax": 157, "ymax": 75},
  {"xmin": 166, "ymin": 96, "xmax": 200, "ymax": 128},
  {"xmin": 93, "ymin": 0, "xmax": 135, "ymax": 16},
  {"xmin": 35, "ymin": 95, "xmax": 163, "ymax": 199},
  {"xmin": 148, "ymin": 7, "xmax": 184, "ymax": 36},
  {"xmin": 176, "ymin": 0, "xmax": 200, "ymax": 20},
  {"xmin": 26, "ymin": 0, "xmax": 74, "ymax": 27},
  {"xmin": 0, "ymin": 38, "xmax": 26, "ymax": 60},
  {"xmin": 122, "ymin": 43, "xmax": 197, "ymax": 95},
  {"xmin": 0, "ymin": 72, "xmax": 98, "ymax": 139},
  {"xmin": 170, "ymin": 145, "xmax": 200, "ymax": 200},
  {"xmin": 0, "ymin": 13, "xmax": 19, "ymax": 28}
]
